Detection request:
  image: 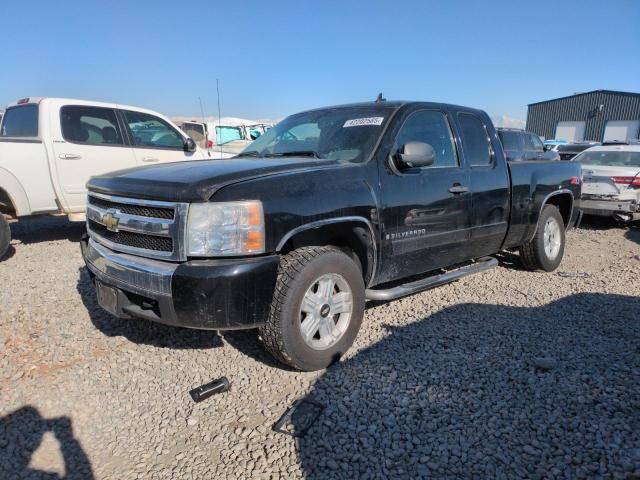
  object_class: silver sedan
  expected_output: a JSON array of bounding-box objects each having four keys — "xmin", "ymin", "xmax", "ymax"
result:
[{"xmin": 573, "ymin": 145, "xmax": 640, "ymax": 222}]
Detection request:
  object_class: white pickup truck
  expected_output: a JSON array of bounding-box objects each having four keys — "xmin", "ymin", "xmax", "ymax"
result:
[{"xmin": 0, "ymin": 97, "xmax": 208, "ymax": 259}]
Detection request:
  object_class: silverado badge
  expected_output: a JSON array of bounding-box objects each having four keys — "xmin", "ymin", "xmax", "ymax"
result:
[{"xmin": 102, "ymin": 211, "xmax": 120, "ymax": 232}]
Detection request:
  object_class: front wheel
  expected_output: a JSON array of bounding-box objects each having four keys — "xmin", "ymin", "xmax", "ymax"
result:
[
  {"xmin": 259, "ymin": 246, "xmax": 365, "ymax": 371},
  {"xmin": 0, "ymin": 215, "xmax": 10, "ymax": 260},
  {"xmin": 519, "ymin": 204, "xmax": 565, "ymax": 271}
]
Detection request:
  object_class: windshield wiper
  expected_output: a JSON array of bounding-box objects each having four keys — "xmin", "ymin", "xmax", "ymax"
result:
[
  {"xmin": 264, "ymin": 150, "xmax": 323, "ymax": 159},
  {"xmin": 234, "ymin": 151, "xmax": 261, "ymax": 158}
]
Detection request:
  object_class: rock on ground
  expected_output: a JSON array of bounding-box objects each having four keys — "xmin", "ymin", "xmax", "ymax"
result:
[{"xmin": 1, "ymin": 216, "xmax": 639, "ymax": 479}]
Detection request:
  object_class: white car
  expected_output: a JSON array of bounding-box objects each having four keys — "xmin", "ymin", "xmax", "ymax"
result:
[
  {"xmin": 0, "ymin": 97, "xmax": 208, "ymax": 259},
  {"xmin": 574, "ymin": 144, "xmax": 640, "ymax": 222},
  {"xmin": 178, "ymin": 118, "xmax": 272, "ymax": 159}
]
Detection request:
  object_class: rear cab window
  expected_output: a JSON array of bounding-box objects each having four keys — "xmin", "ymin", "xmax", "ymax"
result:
[
  {"xmin": 60, "ymin": 106, "xmax": 124, "ymax": 145},
  {"xmin": 0, "ymin": 104, "xmax": 39, "ymax": 138},
  {"xmin": 457, "ymin": 113, "xmax": 493, "ymax": 166}
]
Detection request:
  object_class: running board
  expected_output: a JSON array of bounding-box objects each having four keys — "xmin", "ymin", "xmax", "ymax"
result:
[{"xmin": 365, "ymin": 257, "xmax": 498, "ymax": 301}]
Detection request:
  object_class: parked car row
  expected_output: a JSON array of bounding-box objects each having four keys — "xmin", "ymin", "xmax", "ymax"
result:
[{"xmin": 177, "ymin": 118, "xmax": 272, "ymax": 159}]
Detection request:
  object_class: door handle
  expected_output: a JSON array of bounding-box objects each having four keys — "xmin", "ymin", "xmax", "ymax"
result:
[
  {"xmin": 58, "ymin": 153, "xmax": 82, "ymax": 160},
  {"xmin": 141, "ymin": 157, "xmax": 160, "ymax": 163},
  {"xmin": 448, "ymin": 184, "xmax": 469, "ymax": 194}
]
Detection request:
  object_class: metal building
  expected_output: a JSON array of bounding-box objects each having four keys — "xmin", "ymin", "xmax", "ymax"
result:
[{"xmin": 526, "ymin": 90, "xmax": 640, "ymax": 143}]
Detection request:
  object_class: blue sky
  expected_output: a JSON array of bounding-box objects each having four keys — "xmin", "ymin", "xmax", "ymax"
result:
[{"xmin": 1, "ymin": 0, "xmax": 638, "ymax": 124}]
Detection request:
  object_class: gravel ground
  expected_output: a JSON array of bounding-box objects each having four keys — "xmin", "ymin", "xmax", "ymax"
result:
[{"xmin": 1, "ymin": 216, "xmax": 639, "ymax": 479}]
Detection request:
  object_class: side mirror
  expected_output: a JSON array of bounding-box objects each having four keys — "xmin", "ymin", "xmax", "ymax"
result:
[
  {"xmin": 394, "ymin": 142, "xmax": 435, "ymax": 168},
  {"xmin": 184, "ymin": 137, "xmax": 197, "ymax": 152}
]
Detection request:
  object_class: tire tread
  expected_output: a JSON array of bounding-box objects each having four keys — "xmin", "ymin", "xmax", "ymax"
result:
[{"xmin": 259, "ymin": 246, "xmax": 341, "ymax": 369}]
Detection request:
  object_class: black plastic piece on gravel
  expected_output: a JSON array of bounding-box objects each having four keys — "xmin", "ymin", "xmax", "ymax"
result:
[
  {"xmin": 189, "ymin": 377, "xmax": 230, "ymax": 402},
  {"xmin": 273, "ymin": 399, "xmax": 325, "ymax": 437}
]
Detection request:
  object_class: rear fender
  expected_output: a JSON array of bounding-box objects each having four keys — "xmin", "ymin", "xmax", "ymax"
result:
[
  {"xmin": 528, "ymin": 189, "xmax": 574, "ymax": 241},
  {"xmin": 0, "ymin": 167, "xmax": 31, "ymax": 216}
]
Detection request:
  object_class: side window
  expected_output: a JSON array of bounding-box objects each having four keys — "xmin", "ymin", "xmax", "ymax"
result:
[
  {"xmin": 61, "ymin": 106, "xmax": 123, "ymax": 145},
  {"xmin": 393, "ymin": 110, "xmax": 458, "ymax": 168},
  {"xmin": 528, "ymin": 134, "xmax": 544, "ymax": 152},
  {"xmin": 457, "ymin": 113, "xmax": 492, "ymax": 166},
  {"xmin": 0, "ymin": 104, "xmax": 39, "ymax": 137},
  {"xmin": 498, "ymin": 131, "xmax": 521, "ymax": 151},
  {"xmin": 215, "ymin": 126, "xmax": 244, "ymax": 145},
  {"xmin": 123, "ymin": 111, "xmax": 184, "ymax": 149},
  {"xmin": 182, "ymin": 123, "xmax": 206, "ymax": 147}
]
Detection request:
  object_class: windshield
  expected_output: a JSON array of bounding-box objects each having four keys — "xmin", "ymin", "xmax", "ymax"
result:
[
  {"xmin": 573, "ymin": 150, "xmax": 640, "ymax": 167},
  {"xmin": 240, "ymin": 106, "xmax": 392, "ymax": 162}
]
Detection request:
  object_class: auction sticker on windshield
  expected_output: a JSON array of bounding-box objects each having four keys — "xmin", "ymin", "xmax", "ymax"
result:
[{"xmin": 343, "ymin": 117, "xmax": 384, "ymax": 127}]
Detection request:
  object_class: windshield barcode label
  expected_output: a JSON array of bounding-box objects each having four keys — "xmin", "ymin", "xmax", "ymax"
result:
[{"xmin": 343, "ymin": 117, "xmax": 384, "ymax": 128}]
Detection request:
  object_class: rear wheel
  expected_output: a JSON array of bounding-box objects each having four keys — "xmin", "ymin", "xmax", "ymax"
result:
[
  {"xmin": 520, "ymin": 204, "xmax": 565, "ymax": 271},
  {"xmin": 259, "ymin": 246, "xmax": 365, "ymax": 371},
  {"xmin": 0, "ymin": 215, "xmax": 10, "ymax": 260}
]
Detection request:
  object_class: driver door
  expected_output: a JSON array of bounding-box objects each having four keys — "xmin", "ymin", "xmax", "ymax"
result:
[
  {"xmin": 119, "ymin": 109, "xmax": 204, "ymax": 165},
  {"xmin": 377, "ymin": 109, "xmax": 471, "ymax": 283}
]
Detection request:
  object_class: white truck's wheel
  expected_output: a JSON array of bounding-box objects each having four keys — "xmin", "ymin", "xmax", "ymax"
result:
[
  {"xmin": 0, "ymin": 215, "xmax": 10, "ymax": 260},
  {"xmin": 259, "ymin": 246, "xmax": 365, "ymax": 371}
]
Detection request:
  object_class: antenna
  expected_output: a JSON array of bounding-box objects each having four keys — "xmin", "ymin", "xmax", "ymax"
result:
[
  {"xmin": 216, "ymin": 78, "xmax": 222, "ymax": 158},
  {"xmin": 198, "ymin": 97, "xmax": 206, "ymax": 124}
]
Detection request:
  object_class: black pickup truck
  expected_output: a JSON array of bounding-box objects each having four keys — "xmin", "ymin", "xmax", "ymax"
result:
[{"xmin": 81, "ymin": 101, "xmax": 582, "ymax": 371}]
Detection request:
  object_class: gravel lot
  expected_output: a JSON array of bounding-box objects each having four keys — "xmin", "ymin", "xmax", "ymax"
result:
[{"xmin": 1, "ymin": 217, "xmax": 639, "ymax": 479}]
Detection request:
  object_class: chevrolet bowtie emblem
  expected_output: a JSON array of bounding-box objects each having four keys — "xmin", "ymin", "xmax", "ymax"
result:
[{"xmin": 102, "ymin": 211, "xmax": 120, "ymax": 232}]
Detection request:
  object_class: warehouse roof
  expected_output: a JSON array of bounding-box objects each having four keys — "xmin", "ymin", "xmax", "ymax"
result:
[{"xmin": 528, "ymin": 90, "xmax": 640, "ymax": 107}]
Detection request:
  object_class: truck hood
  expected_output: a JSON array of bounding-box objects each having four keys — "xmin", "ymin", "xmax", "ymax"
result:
[{"xmin": 87, "ymin": 157, "xmax": 340, "ymax": 202}]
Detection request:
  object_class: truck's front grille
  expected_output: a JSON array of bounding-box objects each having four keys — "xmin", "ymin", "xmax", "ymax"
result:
[
  {"xmin": 88, "ymin": 195, "xmax": 175, "ymax": 220},
  {"xmin": 86, "ymin": 192, "xmax": 189, "ymax": 261},
  {"xmin": 88, "ymin": 220, "xmax": 173, "ymax": 252}
]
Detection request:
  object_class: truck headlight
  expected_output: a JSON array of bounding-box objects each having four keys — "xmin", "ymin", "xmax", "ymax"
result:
[{"xmin": 186, "ymin": 201, "xmax": 265, "ymax": 256}]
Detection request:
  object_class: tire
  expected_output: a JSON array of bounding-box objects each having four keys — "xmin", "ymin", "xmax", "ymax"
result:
[
  {"xmin": 259, "ymin": 246, "xmax": 365, "ymax": 371},
  {"xmin": 519, "ymin": 204, "xmax": 565, "ymax": 272},
  {"xmin": 0, "ymin": 215, "xmax": 10, "ymax": 260}
]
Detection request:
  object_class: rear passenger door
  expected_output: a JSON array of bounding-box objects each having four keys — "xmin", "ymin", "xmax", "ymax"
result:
[
  {"xmin": 53, "ymin": 105, "xmax": 136, "ymax": 212},
  {"xmin": 455, "ymin": 112, "xmax": 510, "ymax": 258},
  {"xmin": 119, "ymin": 110, "xmax": 203, "ymax": 165}
]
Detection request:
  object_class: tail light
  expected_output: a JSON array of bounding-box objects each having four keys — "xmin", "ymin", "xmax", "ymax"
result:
[
  {"xmin": 611, "ymin": 176, "xmax": 640, "ymax": 187},
  {"xmin": 206, "ymin": 140, "xmax": 214, "ymax": 149},
  {"xmin": 570, "ymin": 176, "xmax": 580, "ymax": 185}
]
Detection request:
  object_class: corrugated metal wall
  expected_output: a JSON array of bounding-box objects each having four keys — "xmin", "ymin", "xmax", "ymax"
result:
[{"xmin": 526, "ymin": 91, "xmax": 640, "ymax": 141}]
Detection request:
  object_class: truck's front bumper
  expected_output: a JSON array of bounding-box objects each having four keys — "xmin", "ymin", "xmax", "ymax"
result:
[
  {"xmin": 579, "ymin": 197, "xmax": 639, "ymax": 217},
  {"xmin": 81, "ymin": 236, "xmax": 279, "ymax": 330}
]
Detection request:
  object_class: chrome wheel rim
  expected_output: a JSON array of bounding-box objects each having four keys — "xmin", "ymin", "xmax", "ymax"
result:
[
  {"xmin": 543, "ymin": 217, "xmax": 561, "ymax": 260},
  {"xmin": 299, "ymin": 273, "xmax": 353, "ymax": 350}
]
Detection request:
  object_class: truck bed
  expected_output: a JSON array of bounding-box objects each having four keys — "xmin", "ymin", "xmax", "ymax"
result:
[{"xmin": 504, "ymin": 160, "xmax": 581, "ymax": 249}]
